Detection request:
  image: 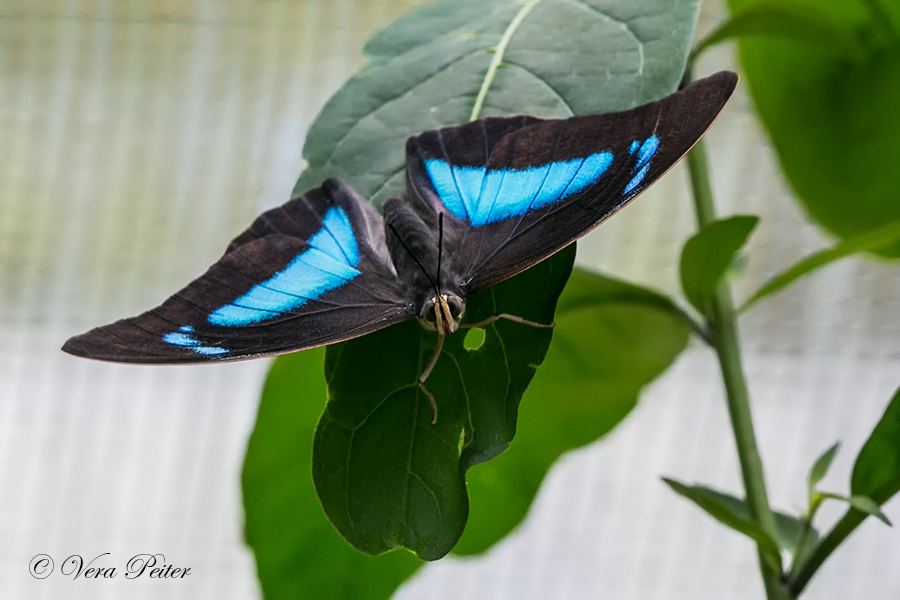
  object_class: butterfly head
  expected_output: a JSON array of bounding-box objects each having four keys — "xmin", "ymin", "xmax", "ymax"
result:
[{"xmin": 420, "ymin": 294, "xmax": 465, "ymax": 336}]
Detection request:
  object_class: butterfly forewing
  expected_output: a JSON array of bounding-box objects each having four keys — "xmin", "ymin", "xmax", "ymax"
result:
[
  {"xmin": 406, "ymin": 71, "xmax": 738, "ymax": 294},
  {"xmin": 63, "ymin": 179, "xmax": 415, "ymax": 364}
]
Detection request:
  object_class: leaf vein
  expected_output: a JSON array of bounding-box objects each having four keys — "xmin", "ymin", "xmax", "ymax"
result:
[
  {"xmin": 444, "ymin": 352, "xmax": 475, "ymax": 432},
  {"xmin": 351, "ymin": 384, "xmax": 419, "ymax": 431},
  {"xmin": 470, "ymin": 0, "xmax": 543, "ymax": 121},
  {"xmin": 408, "ymin": 470, "xmax": 442, "ymax": 526},
  {"xmin": 561, "ymin": 0, "xmax": 645, "ymax": 80},
  {"xmin": 563, "ymin": 0, "xmax": 644, "ymax": 46},
  {"xmin": 501, "ymin": 61, "xmax": 575, "ymax": 115},
  {"xmin": 369, "ymin": 165, "xmax": 407, "ymax": 201}
]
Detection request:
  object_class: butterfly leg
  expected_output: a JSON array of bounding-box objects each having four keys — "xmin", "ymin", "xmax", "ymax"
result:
[
  {"xmin": 460, "ymin": 313, "xmax": 555, "ymax": 329},
  {"xmin": 417, "ymin": 332, "xmax": 445, "ymax": 425}
]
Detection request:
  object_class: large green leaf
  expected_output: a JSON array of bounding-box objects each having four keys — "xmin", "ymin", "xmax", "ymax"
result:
[
  {"xmin": 242, "ymin": 269, "xmax": 691, "ymax": 596},
  {"xmin": 313, "ymin": 248, "xmax": 574, "ymax": 561},
  {"xmin": 242, "ymin": 349, "xmax": 422, "ymax": 600},
  {"xmin": 691, "ymin": 1, "xmax": 865, "ymax": 62},
  {"xmin": 455, "ymin": 268, "xmax": 691, "ymax": 554},
  {"xmin": 295, "ymin": 0, "xmax": 703, "ymax": 561},
  {"xmin": 728, "ymin": 0, "xmax": 900, "ymax": 256},
  {"xmin": 294, "ymin": 0, "xmax": 702, "ymax": 207}
]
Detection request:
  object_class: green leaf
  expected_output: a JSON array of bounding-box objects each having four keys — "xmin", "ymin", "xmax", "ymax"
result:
[
  {"xmin": 665, "ymin": 484, "xmax": 817, "ymax": 555},
  {"xmin": 663, "ymin": 478, "xmax": 783, "ymax": 571},
  {"xmin": 455, "ymin": 268, "xmax": 690, "ymax": 554},
  {"xmin": 728, "ymin": 0, "xmax": 900, "ymax": 256},
  {"xmin": 741, "ymin": 220, "xmax": 900, "ymax": 311},
  {"xmin": 691, "ymin": 1, "xmax": 864, "ymax": 62},
  {"xmin": 294, "ymin": 0, "xmax": 703, "ymax": 207},
  {"xmin": 818, "ymin": 492, "xmax": 893, "ymax": 526},
  {"xmin": 314, "ymin": 247, "xmax": 574, "ymax": 560},
  {"xmin": 242, "ymin": 349, "xmax": 422, "ymax": 600},
  {"xmin": 680, "ymin": 215, "xmax": 759, "ymax": 313},
  {"xmin": 851, "ymin": 386, "xmax": 900, "ymax": 506},
  {"xmin": 242, "ymin": 268, "xmax": 690, "ymax": 598},
  {"xmin": 296, "ymin": 0, "xmax": 703, "ymax": 561},
  {"xmin": 847, "ymin": 495, "xmax": 893, "ymax": 527},
  {"xmin": 808, "ymin": 442, "xmax": 841, "ymax": 494}
]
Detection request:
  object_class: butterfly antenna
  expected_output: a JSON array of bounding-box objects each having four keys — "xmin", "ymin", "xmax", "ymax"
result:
[
  {"xmin": 436, "ymin": 213, "xmax": 444, "ymax": 294},
  {"xmin": 388, "ymin": 223, "xmax": 440, "ymax": 297}
]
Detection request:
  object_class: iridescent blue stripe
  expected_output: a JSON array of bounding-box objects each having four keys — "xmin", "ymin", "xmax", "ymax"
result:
[
  {"xmin": 425, "ymin": 151, "xmax": 613, "ymax": 227},
  {"xmin": 163, "ymin": 326, "xmax": 228, "ymax": 355},
  {"xmin": 205, "ymin": 206, "xmax": 361, "ymax": 327},
  {"xmin": 623, "ymin": 135, "xmax": 660, "ymax": 195}
]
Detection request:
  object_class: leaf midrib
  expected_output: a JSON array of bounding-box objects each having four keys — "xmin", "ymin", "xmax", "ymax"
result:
[{"xmin": 470, "ymin": 0, "xmax": 544, "ymax": 121}]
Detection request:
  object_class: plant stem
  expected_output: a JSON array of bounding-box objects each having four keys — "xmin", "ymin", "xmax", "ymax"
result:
[
  {"xmin": 789, "ymin": 508, "xmax": 867, "ymax": 595},
  {"xmin": 787, "ymin": 495, "xmax": 822, "ymax": 581},
  {"xmin": 685, "ymin": 132, "xmax": 789, "ymax": 599},
  {"xmin": 675, "ymin": 305, "xmax": 714, "ymax": 346}
]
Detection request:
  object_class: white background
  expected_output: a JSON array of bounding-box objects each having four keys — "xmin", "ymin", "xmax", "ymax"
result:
[{"xmin": 1, "ymin": 1, "xmax": 898, "ymax": 598}]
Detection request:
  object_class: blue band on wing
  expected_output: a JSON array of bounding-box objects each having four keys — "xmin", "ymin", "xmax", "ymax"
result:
[
  {"xmin": 623, "ymin": 135, "xmax": 659, "ymax": 195},
  {"xmin": 163, "ymin": 326, "xmax": 229, "ymax": 355},
  {"xmin": 206, "ymin": 205, "xmax": 361, "ymax": 326},
  {"xmin": 186, "ymin": 205, "xmax": 361, "ymax": 330},
  {"xmin": 425, "ymin": 152, "xmax": 613, "ymax": 227},
  {"xmin": 423, "ymin": 159, "xmax": 480, "ymax": 220}
]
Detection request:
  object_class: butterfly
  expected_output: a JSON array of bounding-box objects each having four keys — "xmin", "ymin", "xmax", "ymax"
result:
[{"xmin": 63, "ymin": 71, "xmax": 738, "ymax": 421}]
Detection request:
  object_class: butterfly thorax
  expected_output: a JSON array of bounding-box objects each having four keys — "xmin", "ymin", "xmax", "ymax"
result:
[{"xmin": 383, "ymin": 198, "xmax": 466, "ymax": 335}]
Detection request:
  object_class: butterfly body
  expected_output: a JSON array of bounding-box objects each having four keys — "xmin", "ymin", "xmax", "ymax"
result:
[{"xmin": 63, "ymin": 72, "xmax": 738, "ymax": 366}]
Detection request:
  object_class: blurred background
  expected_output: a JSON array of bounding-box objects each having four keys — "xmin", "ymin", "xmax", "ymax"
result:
[{"xmin": 1, "ymin": 0, "xmax": 898, "ymax": 598}]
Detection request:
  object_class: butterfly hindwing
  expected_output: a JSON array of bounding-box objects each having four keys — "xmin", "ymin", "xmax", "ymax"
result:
[
  {"xmin": 63, "ymin": 179, "xmax": 416, "ymax": 363},
  {"xmin": 406, "ymin": 72, "xmax": 738, "ymax": 294}
]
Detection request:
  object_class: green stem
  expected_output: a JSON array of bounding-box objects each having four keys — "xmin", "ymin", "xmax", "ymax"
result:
[
  {"xmin": 788, "ymin": 495, "xmax": 822, "ymax": 580},
  {"xmin": 789, "ymin": 520, "xmax": 814, "ymax": 576},
  {"xmin": 789, "ymin": 509, "xmax": 867, "ymax": 595},
  {"xmin": 469, "ymin": 0, "xmax": 541, "ymax": 121},
  {"xmin": 684, "ymin": 87, "xmax": 788, "ymax": 599},
  {"xmin": 675, "ymin": 305, "xmax": 714, "ymax": 346}
]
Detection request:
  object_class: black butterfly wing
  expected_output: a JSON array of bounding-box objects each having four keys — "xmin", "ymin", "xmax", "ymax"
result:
[
  {"xmin": 63, "ymin": 178, "xmax": 416, "ymax": 364},
  {"xmin": 406, "ymin": 71, "xmax": 738, "ymax": 294}
]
